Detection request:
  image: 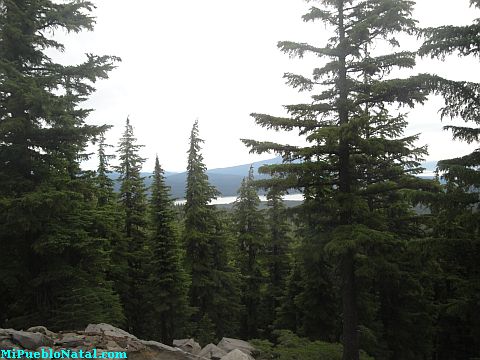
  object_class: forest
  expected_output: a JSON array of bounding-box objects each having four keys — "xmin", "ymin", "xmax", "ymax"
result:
[{"xmin": 0, "ymin": 1, "xmax": 479, "ymax": 360}]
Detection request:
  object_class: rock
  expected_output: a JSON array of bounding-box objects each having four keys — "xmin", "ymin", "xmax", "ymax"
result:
[
  {"xmin": 220, "ymin": 349, "xmax": 254, "ymax": 360},
  {"xmin": 141, "ymin": 340, "xmax": 179, "ymax": 352},
  {"xmin": 130, "ymin": 340, "xmax": 198, "ymax": 360},
  {"xmin": 1, "ymin": 324, "xmax": 255, "ymax": 360},
  {"xmin": 27, "ymin": 326, "xmax": 56, "ymax": 338},
  {"xmin": 10, "ymin": 330, "xmax": 54, "ymax": 350},
  {"xmin": 55, "ymin": 334, "xmax": 87, "ymax": 348},
  {"xmin": 217, "ymin": 338, "xmax": 254, "ymax": 356},
  {"xmin": 173, "ymin": 338, "xmax": 201, "ymax": 355},
  {"xmin": 84, "ymin": 324, "xmax": 137, "ymax": 340},
  {"xmin": 198, "ymin": 343, "xmax": 227, "ymax": 359},
  {"xmin": 119, "ymin": 338, "xmax": 144, "ymax": 352},
  {"xmin": 0, "ymin": 338, "xmax": 20, "ymax": 350}
]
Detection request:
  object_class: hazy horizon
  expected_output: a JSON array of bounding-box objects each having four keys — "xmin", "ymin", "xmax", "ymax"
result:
[{"xmin": 46, "ymin": 0, "xmax": 480, "ymax": 172}]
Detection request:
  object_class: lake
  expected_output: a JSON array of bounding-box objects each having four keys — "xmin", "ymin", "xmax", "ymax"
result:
[{"xmin": 175, "ymin": 193, "xmax": 304, "ymax": 205}]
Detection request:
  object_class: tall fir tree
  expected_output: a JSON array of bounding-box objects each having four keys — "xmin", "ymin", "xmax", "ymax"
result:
[
  {"xmin": 96, "ymin": 132, "xmax": 116, "ymax": 206},
  {"xmin": 242, "ymin": 1, "xmax": 435, "ymax": 358},
  {"xmin": 115, "ymin": 117, "xmax": 149, "ymax": 337},
  {"xmin": 184, "ymin": 120, "xmax": 241, "ymax": 342},
  {"xmin": 233, "ymin": 166, "xmax": 267, "ymax": 338},
  {"xmin": 93, "ymin": 132, "xmax": 128, "ymax": 327},
  {"xmin": 147, "ymin": 155, "xmax": 190, "ymax": 344},
  {"xmin": 263, "ymin": 185, "xmax": 291, "ymax": 335},
  {"xmin": 419, "ymin": 0, "xmax": 480, "ymax": 188},
  {"xmin": 419, "ymin": 2, "xmax": 480, "ymax": 357},
  {"xmin": 0, "ymin": 0, "xmax": 123, "ymax": 328}
]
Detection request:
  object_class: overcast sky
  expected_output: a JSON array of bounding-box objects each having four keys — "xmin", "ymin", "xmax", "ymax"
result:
[{"xmin": 50, "ymin": 0, "xmax": 479, "ymax": 172}]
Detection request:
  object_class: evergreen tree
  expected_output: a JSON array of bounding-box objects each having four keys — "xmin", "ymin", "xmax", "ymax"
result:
[
  {"xmin": 96, "ymin": 132, "xmax": 116, "ymax": 206},
  {"xmin": 93, "ymin": 132, "xmax": 128, "ymax": 327},
  {"xmin": 275, "ymin": 206, "xmax": 340, "ymax": 342},
  {"xmin": 184, "ymin": 120, "xmax": 241, "ymax": 341},
  {"xmin": 419, "ymin": 3, "xmax": 480, "ymax": 357},
  {"xmin": 243, "ymin": 1, "xmax": 434, "ymax": 358},
  {"xmin": 233, "ymin": 166, "xmax": 267, "ymax": 338},
  {"xmin": 0, "ymin": 0, "xmax": 123, "ymax": 328},
  {"xmin": 115, "ymin": 117, "xmax": 149, "ymax": 336},
  {"xmin": 263, "ymin": 186, "xmax": 291, "ymax": 334},
  {"xmin": 147, "ymin": 155, "xmax": 190, "ymax": 344},
  {"xmin": 419, "ymin": 0, "xmax": 480, "ymax": 188}
]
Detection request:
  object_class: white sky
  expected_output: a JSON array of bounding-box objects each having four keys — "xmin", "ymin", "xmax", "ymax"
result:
[{"xmin": 50, "ymin": 0, "xmax": 480, "ymax": 172}]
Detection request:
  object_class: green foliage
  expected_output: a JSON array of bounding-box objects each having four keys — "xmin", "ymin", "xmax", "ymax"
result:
[
  {"xmin": 276, "ymin": 237, "xmax": 339, "ymax": 342},
  {"xmin": 115, "ymin": 118, "xmax": 149, "ymax": 337},
  {"xmin": 419, "ymin": 3, "xmax": 480, "ymax": 358},
  {"xmin": 234, "ymin": 166, "xmax": 267, "ymax": 338},
  {"xmin": 243, "ymin": 1, "xmax": 436, "ymax": 358},
  {"xmin": 262, "ymin": 186, "xmax": 292, "ymax": 335},
  {"xmin": 420, "ymin": 1, "xmax": 480, "ymax": 188},
  {"xmin": 146, "ymin": 156, "xmax": 190, "ymax": 344},
  {"xmin": 184, "ymin": 120, "xmax": 241, "ymax": 342},
  {"xmin": 0, "ymin": 0, "xmax": 122, "ymax": 328},
  {"xmin": 251, "ymin": 330, "xmax": 373, "ymax": 360}
]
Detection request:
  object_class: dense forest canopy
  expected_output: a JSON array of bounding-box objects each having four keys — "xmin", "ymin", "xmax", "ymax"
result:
[{"xmin": 0, "ymin": 1, "xmax": 479, "ymax": 360}]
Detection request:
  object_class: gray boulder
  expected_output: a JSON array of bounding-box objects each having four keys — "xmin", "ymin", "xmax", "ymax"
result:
[
  {"xmin": 173, "ymin": 338, "xmax": 201, "ymax": 355},
  {"xmin": 9, "ymin": 330, "xmax": 54, "ymax": 350},
  {"xmin": 217, "ymin": 338, "xmax": 254, "ymax": 356},
  {"xmin": 131, "ymin": 340, "xmax": 202, "ymax": 360},
  {"xmin": 220, "ymin": 349, "xmax": 254, "ymax": 360},
  {"xmin": 198, "ymin": 343, "xmax": 227, "ymax": 359},
  {"xmin": 26, "ymin": 326, "xmax": 56, "ymax": 338},
  {"xmin": 0, "ymin": 337, "xmax": 20, "ymax": 350},
  {"xmin": 84, "ymin": 324, "xmax": 137, "ymax": 339},
  {"xmin": 55, "ymin": 334, "xmax": 87, "ymax": 348}
]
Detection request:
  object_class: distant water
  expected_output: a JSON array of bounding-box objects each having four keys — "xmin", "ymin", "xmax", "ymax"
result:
[{"xmin": 175, "ymin": 193, "xmax": 304, "ymax": 205}]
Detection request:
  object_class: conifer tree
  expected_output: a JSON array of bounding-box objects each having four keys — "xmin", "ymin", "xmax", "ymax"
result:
[
  {"xmin": 184, "ymin": 120, "xmax": 241, "ymax": 341},
  {"xmin": 96, "ymin": 133, "xmax": 116, "ymax": 206},
  {"xmin": 419, "ymin": 3, "xmax": 480, "ymax": 357},
  {"xmin": 263, "ymin": 186, "xmax": 291, "ymax": 333},
  {"xmin": 275, "ymin": 206, "xmax": 339, "ymax": 342},
  {"xmin": 115, "ymin": 117, "xmax": 149, "ymax": 336},
  {"xmin": 0, "ymin": 0, "xmax": 123, "ymax": 328},
  {"xmin": 147, "ymin": 155, "xmax": 190, "ymax": 344},
  {"xmin": 233, "ymin": 166, "xmax": 267, "ymax": 338},
  {"xmin": 94, "ymin": 132, "xmax": 128, "ymax": 327},
  {"xmin": 243, "ymin": 1, "xmax": 434, "ymax": 358},
  {"xmin": 419, "ymin": 0, "xmax": 480, "ymax": 188}
]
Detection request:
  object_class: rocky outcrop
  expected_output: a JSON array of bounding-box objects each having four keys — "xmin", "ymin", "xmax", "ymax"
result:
[
  {"xmin": 220, "ymin": 349, "xmax": 255, "ymax": 360},
  {"xmin": 217, "ymin": 338, "xmax": 255, "ymax": 357},
  {"xmin": 0, "ymin": 324, "xmax": 256, "ymax": 360},
  {"xmin": 198, "ymin": 343, "xmax": 227, "ymax": 359},
  {"xmin": 173, "ymin": 338, "xmax": 202, "ymax": 355}
]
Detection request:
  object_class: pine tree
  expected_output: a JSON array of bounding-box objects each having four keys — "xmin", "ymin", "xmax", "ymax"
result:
[
  {"xmin": 115, "ymin": 117, "xmax": 149, "ymax": 337},
  {"xmin": 263, "ymin": 185, "xmax": 291, "ymax": 334},
  {"xmin": 96, "ymin": 132, "xmax": 116, "ymax": 206},
  {"xmin": 233, "ymin": 166, "xmax": 267, "ymax": 338},
  {"xmin": 419, "ymin": 0, "xmax": 480, "ymax": 188},
  {"xmin": 275, "ymin": 207, "xmax": 340, "ymax": 342},
  {"xmin": 184, "ymin": 120, "xmax": 241, "ymax": 341},
  {"xmin": 147, "ymin": 155, "xmax": 190, "ymax": 344},
  {"xmin": 0, "ymin": 0, "xmax": 123, "ymax": 328},
  {"xmin": 418, "ymin": 3, "xmax": 480, "ymax": 357},
  {"xmin": 242, "ymin": 1, "xmax": 434, "ymax": 358},
  {"xmin": 93, "ymin": 132, "xmax": 128, "ymax": 327}
]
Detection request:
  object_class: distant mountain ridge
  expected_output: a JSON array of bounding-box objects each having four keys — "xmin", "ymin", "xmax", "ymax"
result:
[
  {"xmin": 109, "ymin": 158, "xmax": 438, "ymax": 199},
  {"xmin": 110, "ymin": 157, "xmax": 283, "ymax": 199}
]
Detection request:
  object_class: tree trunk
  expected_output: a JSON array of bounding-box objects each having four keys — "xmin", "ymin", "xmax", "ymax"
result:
[
  {"xmin": 337, "ymin": 1, "xmax": 359, "ymax": 359},
  {"xmin": 341, "ymin": 250, "xmax": 359, "ymax": 360}
]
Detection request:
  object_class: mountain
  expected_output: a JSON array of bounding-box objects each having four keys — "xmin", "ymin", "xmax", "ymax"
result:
[
  {"xmin": 163, "ymin": 157, "xmax": 281, "ymax": 199},
  {"xmin": 109, "ymin": 157, "xmax": 283, "ymax": 199},
  {"xmin": 109, "ymin": 158, "xmax": 438, "ymax": 199}
]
